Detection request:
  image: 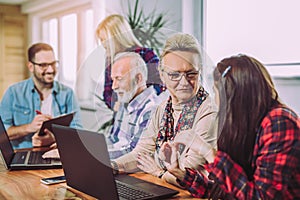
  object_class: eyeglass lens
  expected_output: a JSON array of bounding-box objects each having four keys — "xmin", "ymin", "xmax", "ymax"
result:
[
  {"xmin": 166, "ymin": 71, "xmax": 199, "ymax": 81},
  {"xmin": 31, "ymin": 61, "xmax": 59, "ymax": 70}
]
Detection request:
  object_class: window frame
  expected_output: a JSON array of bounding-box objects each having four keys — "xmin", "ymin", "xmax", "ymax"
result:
[
  {"xmin": 24, "ymin": 1, "xmax": 95, "ymax": 89},
  {"xmin": 202, "ymin": 0, "xmax": 300, "ymax": 78}
]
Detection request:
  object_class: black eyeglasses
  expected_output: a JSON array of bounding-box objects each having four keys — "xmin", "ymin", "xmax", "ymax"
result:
[
  {"xmin": 30, "ymin": 60, "xmax": 59, "ymax": 70},
  {"xmin": 162, "ymin": 69, "xmax": 199, "ymax": 81}
]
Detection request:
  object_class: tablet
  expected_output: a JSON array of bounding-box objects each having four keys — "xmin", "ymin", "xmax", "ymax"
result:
[{"xmin": 38, "ymin": 112, "xmax": 75, "ymax": 136}]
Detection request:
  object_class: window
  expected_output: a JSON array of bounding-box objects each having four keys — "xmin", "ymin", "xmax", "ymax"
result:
[
  {"xmin": 205, "ymin": 0, "xmax": 300, "ymax": 114},
  {"xmin": 205, "ymin": 0, "xmax": 300, "ymax": 77},
  {"xmin": 61, "ymin": 13, "xmax": 77, "ymax": 84},
  {"xmin": 42, "ymin": 18, "xmax": 58, "ymax": 54},
  {"xmin": 41, "ymin": 8, "xmax": 95, "ymax": 89}
]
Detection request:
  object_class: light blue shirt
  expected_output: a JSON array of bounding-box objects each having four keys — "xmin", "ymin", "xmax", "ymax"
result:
[{"xmin": 0, "ymin": 77, "xmax": 83, "ymax": 149}]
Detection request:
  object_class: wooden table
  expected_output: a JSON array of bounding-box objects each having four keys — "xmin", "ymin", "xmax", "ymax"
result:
[{"xmin": 0, "ymin": 160, "xmax": 197, "ymax": 199}]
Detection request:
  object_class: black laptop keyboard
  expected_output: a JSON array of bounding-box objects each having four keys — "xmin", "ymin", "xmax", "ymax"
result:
[
  {"xmin": 116, "ymin": 180, "xmax": 154, "ymax": 200},
  {"xmin": 28, "ymin": 151, "xmax": 51, "ymax": 164},
  {"xmin": 12, "ymin": 151, "xmax": 28, "ymax": 164}
]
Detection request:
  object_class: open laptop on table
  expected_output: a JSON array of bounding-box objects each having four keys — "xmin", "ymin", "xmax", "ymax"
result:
[
  {"xmin": 0, "ymin": 117, "xmax": 61, "ymax": 170},
  {"xmin": 52, "ymin": 124, "xmax": 179, "ymax": 200}
]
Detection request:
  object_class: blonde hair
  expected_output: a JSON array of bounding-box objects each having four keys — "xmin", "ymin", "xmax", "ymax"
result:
[
  {"xmin": 160, "ymin": 33, "xmax": 202, "ymax": 71},
  {"xmin": 96, "ymin": 14, "xmax": 142, "ymax": 60}
]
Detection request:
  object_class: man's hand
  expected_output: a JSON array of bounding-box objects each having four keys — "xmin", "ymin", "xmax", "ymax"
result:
[
  {"xmin": 6, "ymin": 114, "xmax": 52, "ymax": 140},
  {"xmin": 27, "ymin": 114, "xmax": 52, "ymax": 133},
  {"xmin": 42, "ymin": 148, "xmax": 60, "ymax": 159},
  {"xmin": 32, "ymin": 128, "xmax": 55, "ymax": 147}
]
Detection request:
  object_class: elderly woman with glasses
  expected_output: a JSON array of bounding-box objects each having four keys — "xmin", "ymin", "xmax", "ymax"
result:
[{"xmin": 111, "ymin": 33, "xmax": 217, "ymax": 186}]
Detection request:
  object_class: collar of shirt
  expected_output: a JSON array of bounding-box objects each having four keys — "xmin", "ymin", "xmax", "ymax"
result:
[
  {"xmin": 29, "ymin": 77, "xmax": 60, "ymax": 94},
  {"xmin": 126, "ymin": 86, "xmax": 158, "ymax": 113}
]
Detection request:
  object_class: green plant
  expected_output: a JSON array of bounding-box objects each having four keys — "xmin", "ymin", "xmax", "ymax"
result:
[{"xmin": 126, "ymin": 0, "xmax": 169, "ymax": 56}]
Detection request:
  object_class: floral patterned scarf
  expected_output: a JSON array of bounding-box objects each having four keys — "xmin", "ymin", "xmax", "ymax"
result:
[{"xmin": 155, "ymin": 86, "xmax": 208, "ymax": 150}]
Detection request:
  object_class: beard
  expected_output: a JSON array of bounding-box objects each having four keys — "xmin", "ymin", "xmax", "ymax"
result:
[
  {"xmin": 115, "ymin": 80, "xmax": 138, "ymax": 103},
  {"xmin": 33, "ymin": 69, "xmax": 56, "ymax": 87}
]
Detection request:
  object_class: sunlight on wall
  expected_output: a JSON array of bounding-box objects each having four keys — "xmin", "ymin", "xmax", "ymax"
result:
[
  {"xmin": 61, "ymin": 13, "xmax": 77, "ymax": 87},
  {"xmin": 206, "ymin": 0, "xmax": 300, "ymax": 77}
]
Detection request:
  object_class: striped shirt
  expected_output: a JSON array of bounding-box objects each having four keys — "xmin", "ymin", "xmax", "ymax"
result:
[{"xmin": 106, "ymin": 86, "xmax": 161, "ymax": 159}]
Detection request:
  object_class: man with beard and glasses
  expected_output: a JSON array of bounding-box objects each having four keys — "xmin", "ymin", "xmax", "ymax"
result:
[
  {"xmin": 0, "ymin": 43, "xmax": 82, "ymax": 149},
  {"xmin": 106, "ymin": 52, "xmax": 163, "ymax": 159}
]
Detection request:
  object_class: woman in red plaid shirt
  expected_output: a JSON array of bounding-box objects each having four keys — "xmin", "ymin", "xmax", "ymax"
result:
[{"xmin": 162, "ymin": 54, "xmax": 300, "ymax": 199}]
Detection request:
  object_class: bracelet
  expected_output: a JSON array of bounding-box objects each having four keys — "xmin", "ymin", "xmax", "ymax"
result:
[{"xmin": 158, "ymin": 169, "xmax": 167, "ymax": 179}]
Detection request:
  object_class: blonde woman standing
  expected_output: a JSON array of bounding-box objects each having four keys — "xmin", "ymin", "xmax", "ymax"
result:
[{"xmin": 96, "ymin": 14, "xmax": 163, "ymax": 110}]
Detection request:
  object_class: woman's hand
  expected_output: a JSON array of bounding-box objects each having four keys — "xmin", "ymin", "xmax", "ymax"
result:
[
  {"xmin": 137, "ymin": 152, "xmax": 164, "ymax": 177},
  {"xmin": 176, "ymin": 134, "xmax": 216, "ymax": 163},
  {"xmin": 158, "ymin": 142, "xmax": 173, "ymax": 164},
  {"xmin": 160, "ymin": 142, "xmax": 186, "ymax": 181}
]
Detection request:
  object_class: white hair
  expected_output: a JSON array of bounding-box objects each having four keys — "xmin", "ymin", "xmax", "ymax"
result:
[{"xmin": 113, "ymin": 52, "xmax": 148, "ymax": 82}]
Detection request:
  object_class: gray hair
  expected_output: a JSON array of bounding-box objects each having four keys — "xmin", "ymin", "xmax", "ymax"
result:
[
  {"xmin": 113, "ymin": 52, "xmax": 148, "ymax": 82},
  {"xmin": 160, "ymin": 33, "xmax": 202, "ymax": 71}
]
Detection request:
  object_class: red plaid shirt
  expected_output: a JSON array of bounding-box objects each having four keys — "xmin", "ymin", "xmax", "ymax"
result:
[{"xmin": 177, "ymin": 106, "xmax": 300, "ymax": 199}]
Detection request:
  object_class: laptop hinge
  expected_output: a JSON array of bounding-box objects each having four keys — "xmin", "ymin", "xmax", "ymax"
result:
[{"xmin": 0, "ymin": 150, "xmax": 10, "ymax": 170}]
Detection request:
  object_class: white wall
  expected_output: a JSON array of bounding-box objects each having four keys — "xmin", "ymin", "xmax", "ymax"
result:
[
  {"xmin": 206, "ymin": 0, "xmax": 300, "ymax": 65},
  {"xmin": 205, "ymin": 0, "xmax": 300, "ymax": 115},
  {"xmin": 273, "ymin": 78, "xmax": 300, "ymax": 115}
]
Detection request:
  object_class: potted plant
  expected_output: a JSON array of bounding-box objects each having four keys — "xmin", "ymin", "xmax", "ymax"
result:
[{"xmin": 125, "ymin": 0, "xmax": 169, "ymax": 56}]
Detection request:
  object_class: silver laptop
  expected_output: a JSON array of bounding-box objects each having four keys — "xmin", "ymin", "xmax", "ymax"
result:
[
  {"xmin": 0, "ymin": 117, "xmax": 62, "ymax": 170},
  {"xmin": 52, "ymin": 124, "xmax": 179, "ymax": 200}
]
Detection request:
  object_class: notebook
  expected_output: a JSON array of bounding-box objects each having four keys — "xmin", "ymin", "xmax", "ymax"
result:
[
  {"xmin": 38, "ymin": 112, "xmax": 75, "ymax": 136},
  {"xmin": 52, "ymin": 124, "xmax": 179, "ymax": 200},
  {"xmin": 0, "ymin": 117, "xmax": 62, "ymax": 170}
]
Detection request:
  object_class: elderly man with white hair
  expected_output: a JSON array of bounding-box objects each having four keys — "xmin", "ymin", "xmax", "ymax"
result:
[
  {"xmin": 42, "ymin": 52, "xmax": 164, "ymax": 160},
  {"xmin": 107, "ymin": 52, "xmax": 163, "ymax": 159}
]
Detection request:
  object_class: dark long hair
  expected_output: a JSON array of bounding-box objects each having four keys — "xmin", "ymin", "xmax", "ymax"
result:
[{"xmin": 210, "ymin": 54, "xmax": 280, "ymax": 199}]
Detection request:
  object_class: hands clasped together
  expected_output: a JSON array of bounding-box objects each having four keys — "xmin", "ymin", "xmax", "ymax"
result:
[{"xmin": 137, "ymin": 135, "xmax": 215, "ymax": 180}]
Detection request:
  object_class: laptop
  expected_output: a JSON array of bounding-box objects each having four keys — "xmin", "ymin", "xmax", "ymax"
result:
[
  {"xmin": 0, "ymin": 117, "xmax": 62, "ymax": 170},
  {"xmin": 38, "ymin": 112, "xmax": 75, "ymax": 136},
  {"xmin": 52, "ymin": 124, "xmax": 179, "ymax": 200}
]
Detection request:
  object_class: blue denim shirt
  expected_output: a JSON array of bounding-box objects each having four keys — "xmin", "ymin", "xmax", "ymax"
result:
[{"xmin": 0, "ymin": 77, "xmax": 83, "ymax": 149}]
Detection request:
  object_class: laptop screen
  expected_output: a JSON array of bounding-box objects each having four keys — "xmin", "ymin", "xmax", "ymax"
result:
[
  {"xmin": 0, "ymin": 117, "xmax": 15, "ymax": 167},
  {"xmin": 52, "ymin": 124, "xmax": 179, "ymax": 200},
  {"xmin": 52, "ymin": 124, "xmax": 119, "ymax": 199}
]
